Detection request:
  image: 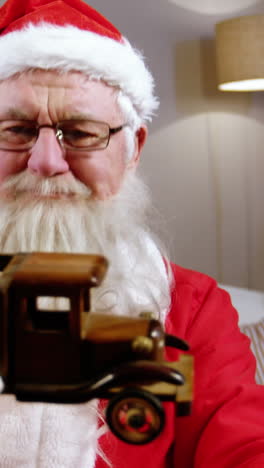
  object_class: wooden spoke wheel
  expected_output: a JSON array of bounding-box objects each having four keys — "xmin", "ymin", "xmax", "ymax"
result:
[{"xmin": 105, "ymin": 388, "xmax": 165, "ymax": 445}]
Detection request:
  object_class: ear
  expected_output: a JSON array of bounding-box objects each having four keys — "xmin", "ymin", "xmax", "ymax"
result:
[{"xmin": 127, "ymin": 125, "xmax": 148, "ymax": 169}]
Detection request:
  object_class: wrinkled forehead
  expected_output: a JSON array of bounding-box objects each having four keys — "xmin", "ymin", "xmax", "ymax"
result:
[
  {"xmin": 0, "ymin": 69, "xmax": 123, "ymax": 121},
  {"xmin": 3, "ymin": 69, "xmax": 119, "ymax": 96}
]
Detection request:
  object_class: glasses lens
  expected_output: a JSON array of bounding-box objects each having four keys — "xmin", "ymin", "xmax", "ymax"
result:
[
  {"xmin": 0, "ymin": 120, "xmax": 37, "ymax": 151},
  {"xmin": 60, "ymin": 120, "xmax": 110, "ymax": 149}
]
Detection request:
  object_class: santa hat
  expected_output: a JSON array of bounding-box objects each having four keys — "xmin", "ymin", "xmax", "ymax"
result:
[{"xmin": 0, "ymin": 0, "xmax": 158, "ymax": 122}]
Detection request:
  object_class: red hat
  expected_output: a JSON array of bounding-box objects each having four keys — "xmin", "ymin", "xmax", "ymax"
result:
[{"xmin": 0, "ymin": 0, "xmax": 158, "ymax": 121}]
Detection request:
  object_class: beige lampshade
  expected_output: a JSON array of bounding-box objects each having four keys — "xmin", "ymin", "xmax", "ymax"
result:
[{"xmin": 215, "ymin": 15, "xmax": 264, "ymax": 91}]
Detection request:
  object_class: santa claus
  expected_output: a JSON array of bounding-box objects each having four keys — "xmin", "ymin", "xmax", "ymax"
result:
[{"xmin": 0, "ymin": 1, "xmax": 262, "ymax": 468}]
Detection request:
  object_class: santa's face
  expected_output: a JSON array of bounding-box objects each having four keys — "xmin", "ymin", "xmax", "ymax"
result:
[
  {"xmin": 0, "ymin": 70, "xmax": 146, "ymax": 200},
  {"xmin": 0, "ymin": 70, "xmax": 169, "ymax": 320}
]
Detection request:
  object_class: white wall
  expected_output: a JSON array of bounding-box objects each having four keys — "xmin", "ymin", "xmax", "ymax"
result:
[{"xmin": 141, "ymin": 39, "xmax": 254, "ymax": 287}]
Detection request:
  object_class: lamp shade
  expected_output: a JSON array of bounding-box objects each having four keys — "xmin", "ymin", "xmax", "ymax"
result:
[{"xmin": 215, "ymin": 15, "xmax": 264, "ymax": 91}]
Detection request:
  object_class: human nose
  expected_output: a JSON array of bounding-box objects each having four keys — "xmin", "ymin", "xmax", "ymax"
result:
[{"xmin": 27, "ymin": 127, "xmax": 69, "ymax": 177}]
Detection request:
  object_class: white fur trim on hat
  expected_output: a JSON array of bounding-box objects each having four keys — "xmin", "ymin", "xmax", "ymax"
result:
[{"xmin": 0, "ymin": 23, "xmax": 159, "ymax": 122}]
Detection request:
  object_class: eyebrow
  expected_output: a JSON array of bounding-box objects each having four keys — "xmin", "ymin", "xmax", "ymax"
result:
[
  {"xmin": 1, "ymin": 109, "xmax": 101, "ymax": 122},
  {"xmin": 2, "ymin": 108, "xmax": 31, "ymax": 120},
  {"xmin": 64, "ymin": 113, "xmax": 99, "ymax": 121}
]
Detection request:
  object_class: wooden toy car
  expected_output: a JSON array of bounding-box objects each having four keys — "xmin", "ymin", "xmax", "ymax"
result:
[{"xmin": 0, "ymin": 252, "xmax": 193, "ymax": 444}]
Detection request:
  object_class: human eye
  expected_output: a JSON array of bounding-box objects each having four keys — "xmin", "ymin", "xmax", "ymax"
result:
[
  {"xmin": 0, "ymin": 121, "xmax": 36, "ymax": 143},
  {"xmin": 65, "ymin": 128, "xmax": 96, "ymax": 140},
  {"xmin": 62, "ymin": 121, "xmax": 105, "ymax": 148}
]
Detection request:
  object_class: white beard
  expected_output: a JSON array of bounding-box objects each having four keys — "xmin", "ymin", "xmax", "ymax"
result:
[
  {"xmin": 0, "ymin": 170, "xmax": 171, "ymax": 467},
  {"xmin": 0, "ymin": 169, "xmax": 171, "ymax": 319}
]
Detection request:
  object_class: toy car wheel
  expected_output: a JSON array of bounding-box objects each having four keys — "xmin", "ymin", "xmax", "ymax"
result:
[{"xmin": 105, "ymin": 388, "xmax": 165, "ymax": 445}]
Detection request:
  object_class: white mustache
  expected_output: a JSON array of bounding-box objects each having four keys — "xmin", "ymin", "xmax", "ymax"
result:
[{"xmin": 0, "ymin": 170, "xmax": 92, "ymax": 199}]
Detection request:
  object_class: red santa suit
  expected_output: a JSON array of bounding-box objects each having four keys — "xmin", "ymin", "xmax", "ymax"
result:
[{"xmin": 97, "ymin": 263, "xmax": 264, "ymax": 467}]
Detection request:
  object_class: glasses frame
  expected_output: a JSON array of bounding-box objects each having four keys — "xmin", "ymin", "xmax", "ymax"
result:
[{"xmin": 0, "ymin": 119, "xmax": 128, "ymax": 153}]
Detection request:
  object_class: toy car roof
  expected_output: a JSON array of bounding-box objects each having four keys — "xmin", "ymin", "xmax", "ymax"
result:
[{"xmin": 0, "ymin": 252, "xmax": 108, "ymax": 288}]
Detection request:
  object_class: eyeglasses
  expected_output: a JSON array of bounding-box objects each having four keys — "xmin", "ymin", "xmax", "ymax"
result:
[{"xmin": 0, "ymin": 119, "xmax": 128, "ymax": 152}]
